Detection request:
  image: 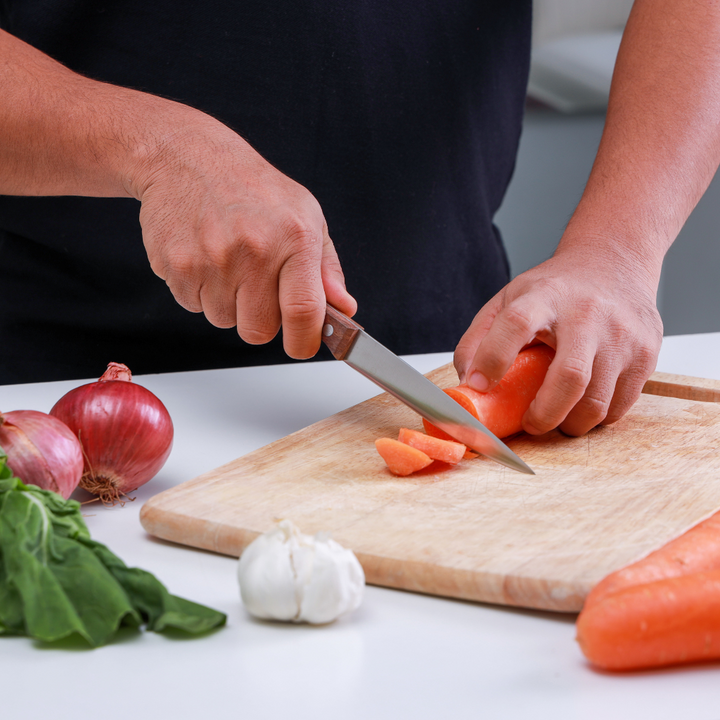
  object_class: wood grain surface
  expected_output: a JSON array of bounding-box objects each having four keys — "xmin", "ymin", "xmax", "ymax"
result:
[{"xmin": 140, "ymin": 367, "xmax": 720, "ymax": 612}]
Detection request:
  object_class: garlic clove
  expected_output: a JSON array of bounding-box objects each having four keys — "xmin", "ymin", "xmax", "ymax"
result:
[
  {"xmin": 237, "ymin": 527, "xmax": 299, "ymax": 621},
  {"xmin": 298, "ymin": 537, "xmax": 365, "ymax": 624}
]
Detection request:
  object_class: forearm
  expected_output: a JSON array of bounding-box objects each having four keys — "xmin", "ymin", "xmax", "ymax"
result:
[
  {"xmin": 557, "ymin": 0, "xmax": 720, "ymax": 282},
  {"xmin": 0, "ymin": 29, "xmax": 198, "ymax": 198}
]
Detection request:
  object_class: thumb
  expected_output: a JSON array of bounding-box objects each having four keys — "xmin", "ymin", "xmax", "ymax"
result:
[{"xmin": 453, "ymin": 295, "xmax": 502, "ymax": 383}]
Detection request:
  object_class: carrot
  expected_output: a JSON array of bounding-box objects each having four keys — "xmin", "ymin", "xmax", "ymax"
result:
[
  {"xmin": 375, "ymin": 437, "xmax": 432, "ymax": 476},
  {"xmin": 397, "ymin": 427, "xmax": 466, "ymax": 464},
  {"xmin": 576, "ymin": 570, "xmax": 720, "ymax": 670},
  {"xmin": 423, "ymin": 344, "xmax": 554, "ymax": 441},
  {"xmin": 575, "ymin": 509, "xmax": 720, "ymax": 670},
  {"xmin": 378, "ymin": 344, "xmax": 553, "ymax": 476},
  {"xmin": 583, "ymin": 510, "xmax": 720, "ymax": 612}
]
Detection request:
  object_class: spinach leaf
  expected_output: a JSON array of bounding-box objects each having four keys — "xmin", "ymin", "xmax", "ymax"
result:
[{"xmin": 0, "ymin": 448, "xmax": 226, "ymax": 647}]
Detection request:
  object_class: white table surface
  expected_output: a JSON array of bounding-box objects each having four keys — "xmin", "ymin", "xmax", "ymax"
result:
[{"xmin": 2, "ymin": 333, "xmax": 720, "ymax": 720}]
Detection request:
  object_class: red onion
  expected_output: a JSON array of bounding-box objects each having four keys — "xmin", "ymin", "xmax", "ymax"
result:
[
  {"xmin": 0, "ymin": 410, "xmax": 83, "ymax": 499},
  {"xmin": 50, "ymin": 362, "xmax": 174, "ymax": 506}
]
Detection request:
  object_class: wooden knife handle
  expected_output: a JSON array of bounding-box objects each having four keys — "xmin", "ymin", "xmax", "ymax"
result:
[{"xmin": 322, "ymin": 305, "xmax": 363, "ymax": 360}]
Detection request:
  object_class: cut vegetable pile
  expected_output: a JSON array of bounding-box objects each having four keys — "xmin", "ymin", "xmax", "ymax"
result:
[
  {"xmin": 375, "ymin": 432, "xmax": 469, "ymax": 476},
  {"xmin": 375, "ymin": 344, "xmax": 554, "ymax": 476}
]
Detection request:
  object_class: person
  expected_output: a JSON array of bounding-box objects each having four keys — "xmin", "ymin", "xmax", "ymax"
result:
[{"xmin": 0, "ymin": 0, "xmax": 718, "ymax": 439}]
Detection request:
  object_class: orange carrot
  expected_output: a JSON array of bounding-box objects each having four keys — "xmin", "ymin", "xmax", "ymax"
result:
[
  {"xmin": 397, "ymin": 427, "xmax": 466, "ymax": 464},
  {"xmin": 575, "ymin": 509, "xmax": 720, "ymax": 670},
  {"xmin": 583, "ymin": 511, "xmax": 720, "ymax": 612},
  {"xmin": 375, "ymin": 437, "xmax": 432, "ymax": 476},
  {"xmin": 423, "ymin": 344, "xmax": 554, "ymax": 441},
  {"xmin": 576, "ymin": 570, "xmax": 720, "ymax": 670}
]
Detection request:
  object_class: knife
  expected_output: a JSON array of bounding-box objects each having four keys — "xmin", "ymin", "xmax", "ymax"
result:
[{"xmin": 321, "ymin": 306, "xmax": 534, "ymax": 475}]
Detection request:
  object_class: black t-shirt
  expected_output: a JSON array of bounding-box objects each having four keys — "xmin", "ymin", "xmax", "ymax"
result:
[{"xmin": 0, "ymin": 1, "xmax": 531, "ymax": 384}]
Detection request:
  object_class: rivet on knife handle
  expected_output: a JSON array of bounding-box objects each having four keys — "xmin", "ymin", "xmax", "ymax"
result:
[{"xmin": 323, "ymin": 305, "xmax": 363, "ymax": 360}]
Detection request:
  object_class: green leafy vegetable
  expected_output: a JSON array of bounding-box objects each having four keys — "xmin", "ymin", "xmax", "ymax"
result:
[{"xmin": 0, "ymin": 448, "xmax": 226, "ymax": 647}]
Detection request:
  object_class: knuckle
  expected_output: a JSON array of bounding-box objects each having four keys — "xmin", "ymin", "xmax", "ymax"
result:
[
  {"xmin": 167, "ymin": 255, "xmax": 200, "ymax": 282},
  {"xmin": 164, "ymin": 271, "xmax": 203, "ymax": 311},
  {"xmin": 573, "ymin": 393, "xmax": 610, "ymax": 425},
  {"xmin": 198, "ymin": 282, "xmax": 237, "ymax": 328},
  {"xmin": 234, "ymin": 232, "xmax": 273, "ymax": 269},
  {"xmin": 649, "ymin": 314, "xmax": 664, "ymax": 342},
  {"xmin": 609, "ymin": 320, "xmax": 634, "ymax": 348},
  {"xmin": 603, "ymin": 389, "xmax": 641, "ymax": 426},
  {"xmin": 576, "ymin": 296, "xmax": 605, "ymax": 319},
  {"xmin": 500, "ymin": 303, "xmax": 535, "ymax": 338},
  {"xmin": 282, "ymin": 292, "xmax": 323, "ymax": 329},
  {"xmin": 288, "ymin": 228, "xmax": 319, "ymax": 256},
  {"xmin": 635, "ymin": 318, "xmax": 663, "ymax": 357},
  {"xmin": 147, "ymin": 255, "xmax": 169, "ymax": 280},
  {"xmin": 525, "ymin": 411, "xmax": 557, "ymax": 435},
  {"xmin": 633, "ymin": 342, "xmax": 659, "ymax": 372},
  {"xmin": 516, "ymin": 274, "xmax": 560, "ymax": 299},
  {"xmin": 556, "ymin": 356, "xmax": 593, "ymax": 393},
  {"xmin": 278, "ymin": 215, "xmax": 323, "ymax": 254}
]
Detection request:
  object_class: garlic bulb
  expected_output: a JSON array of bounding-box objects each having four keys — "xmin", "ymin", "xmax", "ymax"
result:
[{"xmin": 237, "ymin": 520, "xmax": 365, "ymax": 624}]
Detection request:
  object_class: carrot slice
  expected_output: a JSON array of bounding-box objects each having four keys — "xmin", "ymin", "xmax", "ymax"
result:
[
  {"xmin": 375, "ymin": 437, "xmax": 432, "ymax": 476},
  {"xmin": 397, "ymin": 427, "xmax": 466, "ymax": 464},
  {"xmin": 424, "ymin": 344, "xmax": 554, "ymax": 440},
  {"xmin": 576, "ymin": 570, "xmax": 720, "ymax": 671}
]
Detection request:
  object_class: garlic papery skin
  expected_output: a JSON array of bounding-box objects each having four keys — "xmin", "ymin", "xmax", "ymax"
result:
[{"xmin": 237, "ymin": 520, "xmax": 365, "ymax": 624}]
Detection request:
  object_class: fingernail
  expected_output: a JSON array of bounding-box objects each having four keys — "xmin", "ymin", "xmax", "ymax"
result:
[{"xmin": 468, "ymin": 371, "xmax": 489, "ymax": 392}]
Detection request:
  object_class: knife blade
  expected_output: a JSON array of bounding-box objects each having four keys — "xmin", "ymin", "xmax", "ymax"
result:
[{"xmin": 321, "ymin": 306, "xmax": 534, "ymax": 475}]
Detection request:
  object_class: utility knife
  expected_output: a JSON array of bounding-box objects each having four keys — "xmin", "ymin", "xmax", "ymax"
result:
[{"xmin": 321, "ymin": 305, "xmax": 534, "ymax": 475}]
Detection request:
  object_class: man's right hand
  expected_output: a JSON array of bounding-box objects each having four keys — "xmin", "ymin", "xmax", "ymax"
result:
[
  {"xmin": 0, "ymin": 28, "xmax": 356, "ymax": 358},
  {"xmin": 132, "ymin": 118, "xmax": 356, "ymax": 359}
]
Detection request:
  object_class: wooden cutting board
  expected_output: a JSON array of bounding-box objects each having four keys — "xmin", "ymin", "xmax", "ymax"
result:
[{"xmin": 140, "ymin": 367, "xmax": 720, "ymax": 612}]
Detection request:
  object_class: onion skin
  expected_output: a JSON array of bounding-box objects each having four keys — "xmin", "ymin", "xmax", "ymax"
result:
[
  {"xmin": 0, "ymin": 410, "xmax": 83, "ymax": 499},
  {"xmin": 50, "ymin": 363, "xmax": 174, "ymax": 506}
]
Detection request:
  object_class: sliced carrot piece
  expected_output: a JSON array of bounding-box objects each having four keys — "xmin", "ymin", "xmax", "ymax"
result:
[
  {"xmin": 397, "ymin": 427, "xmax": 466, "ymax": 464},
  {"xmin": 375, "ymin": 437, "xmax": 432, "ymax": 476},
  {"xmin": 423, "ymin": 344, "xmax": 554, "ymax": 440}
]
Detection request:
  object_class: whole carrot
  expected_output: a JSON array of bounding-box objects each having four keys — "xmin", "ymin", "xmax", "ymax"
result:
[
  {"xmin": 583, "ymin": 510, "xmax": 720, "ymax": 611},
  {"xmin": 576, "ymin": 509, "xmax": 720, "ymax": 670},
  {"xmin": 576, "ymin": 569, "xmax": 720, "ymax": 670},
  {"xmin": 424, "ymin": 344, "xmax": 555, "ymax": 440}
]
